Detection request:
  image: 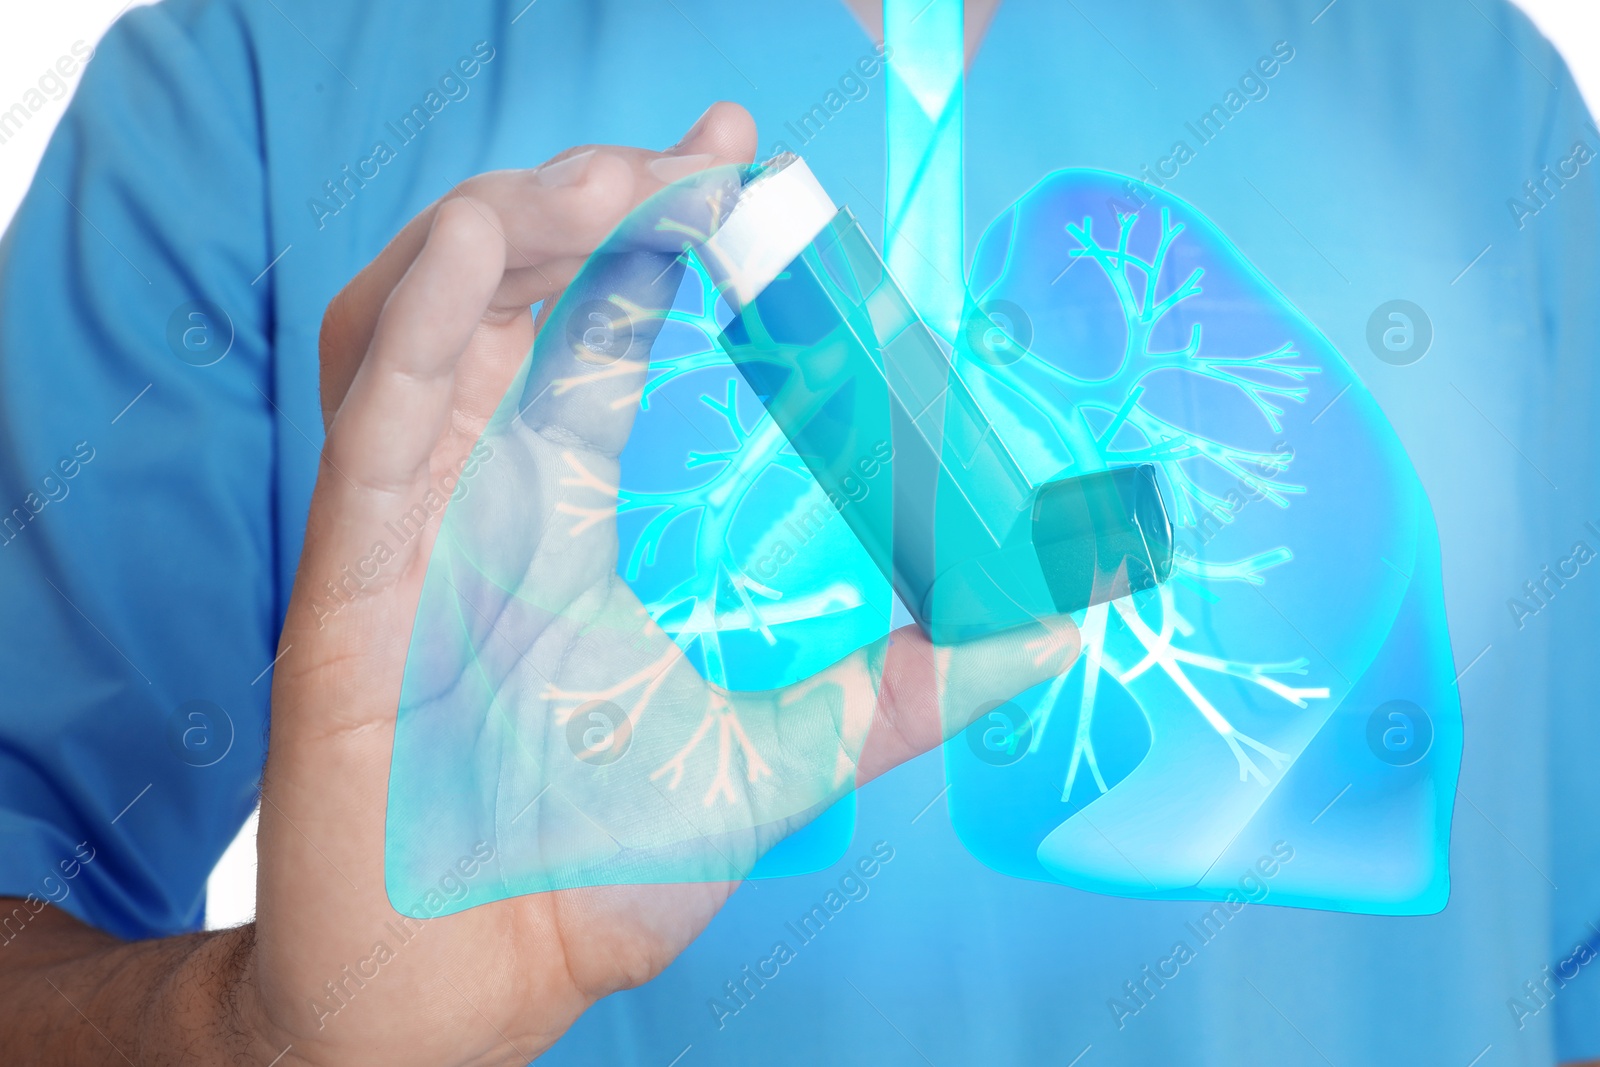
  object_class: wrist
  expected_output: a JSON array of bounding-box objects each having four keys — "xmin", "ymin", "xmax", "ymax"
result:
[
  {"xmin": 0, "ymin": 907, "xmax": 292, "ymax": 1067},
  {"xmin": 164, "ymin": 923, "xmax": 303, "ymax": 1067},
  {"xmin": 116, "ymin": 922, "xmax": 295, "ymax": 1067}
]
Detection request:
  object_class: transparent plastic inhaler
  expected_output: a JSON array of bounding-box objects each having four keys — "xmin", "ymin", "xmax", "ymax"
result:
[{"xmin": 699, "ymin": 155, "xmax": 1175, "ymax": 642}]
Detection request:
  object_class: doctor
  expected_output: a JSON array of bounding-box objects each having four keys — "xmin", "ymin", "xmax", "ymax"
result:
[{"xmin": 0, "ymin": 1, "xmax": 1597, "ymax": 1064}]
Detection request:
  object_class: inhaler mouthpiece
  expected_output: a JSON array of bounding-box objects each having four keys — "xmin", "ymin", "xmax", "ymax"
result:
[{"xmin": 705, "ymin": 154, "xmax": 1174, "ymax": 641}]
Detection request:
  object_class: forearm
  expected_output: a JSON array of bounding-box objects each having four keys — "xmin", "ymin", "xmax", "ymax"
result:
[{"xmin": 0, "ymin": 903, "xmax": 280, "ymax": 1066}]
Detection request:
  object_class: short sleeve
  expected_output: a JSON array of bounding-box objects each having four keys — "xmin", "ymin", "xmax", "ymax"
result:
[
  {"xmin": 0, "ymin": 0, "xmax": 275, "ymax": 939},
  {"xmin": 1517, "ymin": 27, "xmax": 1600, "ymax": 1067}
]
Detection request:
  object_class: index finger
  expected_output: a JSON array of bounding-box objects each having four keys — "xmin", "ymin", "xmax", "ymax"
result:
[
  {"xmin": 515, "ymin": 162, "xmax": 748, "ymax": 457},
  {"xmin": 319, "ymin": 103, "xmax": 757, "ymax": 422}
]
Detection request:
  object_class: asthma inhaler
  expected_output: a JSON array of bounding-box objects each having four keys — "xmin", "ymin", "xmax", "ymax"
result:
[{"xmin": 699, "ymin": 154, "xmax": 1173, "ymax": 643}]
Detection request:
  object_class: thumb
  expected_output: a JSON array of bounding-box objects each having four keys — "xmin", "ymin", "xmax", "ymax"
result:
[
  {"xmin": 854, "ymin": 617, "xmax": 1081, "ymax": 786},
  {"xmin": 749, "ymin": 615, "xmax": 1080, "ymax": 830}
]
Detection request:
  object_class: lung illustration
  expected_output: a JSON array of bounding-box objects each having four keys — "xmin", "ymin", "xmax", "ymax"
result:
[{"xmin": 944, "ymin": 170, "xmax": 1461, "ymax": 915}]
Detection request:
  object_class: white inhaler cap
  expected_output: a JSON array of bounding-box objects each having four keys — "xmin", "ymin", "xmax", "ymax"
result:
[{"xmin": 699, "ymin": 153, "xmax": 839, "ymax": 313}]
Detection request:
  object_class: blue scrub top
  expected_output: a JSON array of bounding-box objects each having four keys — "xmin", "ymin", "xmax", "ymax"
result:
[{"xmin": 2, "ymin": 0, "xmax": 1599, "ymax": 1063}]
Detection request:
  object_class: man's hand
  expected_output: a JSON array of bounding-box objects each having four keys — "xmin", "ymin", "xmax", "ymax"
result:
[
  {"xmin": 0, "ymin": 102, "xmax": 1077, "ymax": 1067},
  {"xmin": 255, "ymin": 98, "xmax": 1076, "ymax": 1066}
]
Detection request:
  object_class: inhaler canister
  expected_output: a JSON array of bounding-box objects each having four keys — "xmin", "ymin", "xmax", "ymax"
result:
[{"xmin": 700, "ymin": 155, "xmax": 1173, "ymax": 642}]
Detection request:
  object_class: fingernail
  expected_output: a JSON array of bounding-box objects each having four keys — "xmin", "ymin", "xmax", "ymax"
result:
[
  {"xmin": 536, "ymin": 149, "xmax": 597, "ymax": 187},
  {"xmin": 671, "ymin": 104, "xmax": 716, "ymax": 150},
  {"xmin": 649, "ymin": 152, "xmax": 716, "ymax": 184}
]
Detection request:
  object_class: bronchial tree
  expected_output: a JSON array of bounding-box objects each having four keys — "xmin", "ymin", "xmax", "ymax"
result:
[
  {"xmin": 607, "ymin": 199, "xmax": 1331, "ymax": 809},
  {"xmin": 959, "ymin": 204, "xmax": 1329, "ymax": 790}
]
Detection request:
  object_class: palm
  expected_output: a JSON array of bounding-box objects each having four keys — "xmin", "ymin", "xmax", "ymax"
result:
[
  {"xmin": 261, "ymin": 305, "xmax": 894, "ymax": 1066},
  {"xmin": 250, "ymin": 120, "xmax": 1075, "ymax": 1067}
]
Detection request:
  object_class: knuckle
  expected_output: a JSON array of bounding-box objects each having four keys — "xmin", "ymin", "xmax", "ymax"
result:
[{"xmin": 432, "ymin": 195, "xmax": 497, "ymax": 244}]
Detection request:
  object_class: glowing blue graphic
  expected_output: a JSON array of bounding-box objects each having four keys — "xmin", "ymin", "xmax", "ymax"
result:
[
  {"xmin": 383, "ymin": 172, "xmax": 1461, "ymax": 914},
  {"xmin": 945, "ymin": 172, "xmax": 1460, "ymax": 914},
  {"xmin": 384, "ymin": 0, "xmax": 1461, "ymax": 915},
  {"xmin": 612, "ymin": 251, "xmax": 892, "ymax": 878},
  {"xmin": 603, "ymin": 166, "xmax": 1462, "ymax": 915}
]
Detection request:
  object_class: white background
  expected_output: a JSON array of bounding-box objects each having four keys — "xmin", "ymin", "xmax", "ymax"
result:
[{"xmin": 0, "ymin": 0, "xmax": 1595, "ymax": 930}]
